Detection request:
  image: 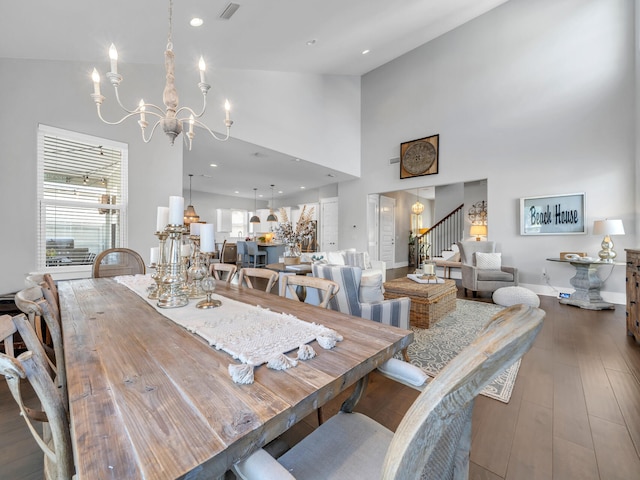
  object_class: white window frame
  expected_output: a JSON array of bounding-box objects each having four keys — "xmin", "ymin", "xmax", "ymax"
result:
[{"xmin": 37, "ymin": 125, "xmax": 129, "ymax": 275}]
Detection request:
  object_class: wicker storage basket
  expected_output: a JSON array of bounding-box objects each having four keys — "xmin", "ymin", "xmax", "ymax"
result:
[{"xmin": 383, "ymin": 278, "xmax": 457, "ymax": 329}]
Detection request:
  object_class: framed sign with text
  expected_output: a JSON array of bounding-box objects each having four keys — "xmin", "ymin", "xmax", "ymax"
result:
[{"xmin": 520, "ymin": 193, "xmax": 586, "ymax": 235}]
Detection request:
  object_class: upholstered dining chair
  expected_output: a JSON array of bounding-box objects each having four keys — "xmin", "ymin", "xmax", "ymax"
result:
[
  {"xmin": 14, "ymin": 286, "xmax": 67, "ymax": 410},
  {"xmin": 238, "ymin": 267, "xmax": 278, "ymax": 292},
  {"xmin": 233, "ymin": 304, "xmax": 545, "ymax": 480},
  {"xmin": 0, "ymin": 314, "xmax": 75, "ymax": 480},
  {"xmin": 92, "ymin": 247, "xmax": 146, "ymax": 278},
  {"xmin": 245, "ymin": 241, "xmax": 267, "ymax": 267},
  {"xmin": 236, "ymin": 241, "xmax": 249, "ymax": 267},
  {"xmin": 280, "ymin": 275, "xmax": 340, "ymax": 309},
  {"xmin": 312, "ymin": 265, "xmax": 410, "ymax": 330},
  {"xmin": 457, "ymin": 241, "xmax": 518, "ymax": 297},
  {"xmin": 210, "ymin": 262, "xmax": 237, "ymax": 283}
]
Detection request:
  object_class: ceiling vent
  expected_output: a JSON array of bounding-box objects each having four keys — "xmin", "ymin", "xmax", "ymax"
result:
[
  {"xmin": 220, "ymin": 3, "xmax": 240, "ymax": 20},
  {"xmin": 389, "ymin": 156, "xmax": 400, "ymax": 165}
]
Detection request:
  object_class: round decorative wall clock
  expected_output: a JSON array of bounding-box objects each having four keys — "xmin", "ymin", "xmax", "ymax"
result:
[{"xmin": 400, "ymin": 134, "xmax": 439, "ymax": 179}]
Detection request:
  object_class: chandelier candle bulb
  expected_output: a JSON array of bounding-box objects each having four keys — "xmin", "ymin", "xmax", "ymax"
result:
[
  {"xmin": 200, "ymin": 224, "xmax": 215, "ymax": 253},
  {"xmin": 108, "ymin": 44, "xmax": 118, "ymax": 74},
  {"xmin": 189, "ymin": 114, "xmax": 194, "ymax": 134},
  {"xmin": 91, "ymin": 69, "xmax": 101, "ymax": 95},
  {"xmin": 156, "ymin": 206, "xmax": 169, "ymax": 232},
  {"xmin": 168, "ymin": 196, "xmax": 184, "ymax": 225},
  {"xmin": 138, "ymin": 100, "xmax": 146, "ymax": 122},
  {"xmin": 198, "ymin": 57, "xmax": 206, "ymax": 83},
  {"xmin": 225, "ymin": 100, "xmax": 231, "ymax": 122}
]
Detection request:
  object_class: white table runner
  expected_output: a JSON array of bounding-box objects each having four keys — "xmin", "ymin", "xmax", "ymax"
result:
[{"xmin": 115, "ymin": 275, "xmax": 342, "ymax": 383}]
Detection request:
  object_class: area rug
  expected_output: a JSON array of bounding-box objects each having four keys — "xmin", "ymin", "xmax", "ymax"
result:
[{"xmin": 405, "ymin": 299, "xmax": 520, "ymax": 403}]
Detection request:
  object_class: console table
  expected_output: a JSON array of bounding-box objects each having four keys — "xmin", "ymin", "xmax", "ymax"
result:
[{"xmin": 546, "ymin": 257, "xmax": 621, "ymax": 310}]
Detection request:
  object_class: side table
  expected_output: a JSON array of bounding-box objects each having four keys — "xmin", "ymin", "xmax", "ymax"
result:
[{"xmin": 546, "ymin": 258, "xmax": 621, "ymax": 310}]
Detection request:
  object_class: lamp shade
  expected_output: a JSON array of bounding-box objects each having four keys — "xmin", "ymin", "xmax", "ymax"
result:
[
  {"xmin": 593, "ymin": 219, "xmax": 625, "ymax": 235},
  {"xmin": 469, "ymin": 224, "xmax": 488, "ymax": 236}
]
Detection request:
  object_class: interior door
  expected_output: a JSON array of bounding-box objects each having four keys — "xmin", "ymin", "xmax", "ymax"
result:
[
  {"xmin": 320, "ymin": 197, "xmax": 339, "ymax": 252},
  {"xmin": 367, "ymin": 194, "xmax": 379, "ymax": 260},
  {"xmin": 379, "ymin": 196, "xmax": 395, "ymax": 267}
]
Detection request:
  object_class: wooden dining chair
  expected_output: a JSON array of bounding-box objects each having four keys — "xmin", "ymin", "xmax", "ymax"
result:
[
  {"xmin": 0, "ymin": 314, "xmax": 74, "ymax": 480},
  {"xmin": 238, "ymin": 268, "xmax": 278, "ymax": 292},
  {"xmin": 280, "ymin": 275, "xmax": 340, "ymax": 308},
  {"xmin": 210, "ymin": 262, "xmax": 237, "ymax": 283},
  {"xmin": 92, "ymin": 247, "xmax": 146, "ymax": 278},
  {"xmin": 233, "ymin": 304, "xmax": 545, "ymax": 480},
  {"xmin": 14, "ymin": 286, "xmax": 68, "ymax": 410}
]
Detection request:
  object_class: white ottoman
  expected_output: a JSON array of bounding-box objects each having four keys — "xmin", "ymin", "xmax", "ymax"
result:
[{"xmin": 492, "ymin": 286, "xmax": 540, "ymax": 307}]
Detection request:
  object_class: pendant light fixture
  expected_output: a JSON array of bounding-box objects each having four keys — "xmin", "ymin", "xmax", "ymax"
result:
[
  {"xmin": 266, "ymin": 184, "xmax": 278, "ymax": 222},
  {"xmin": 183, "ymin": 174, "xmax": 200, "ymax": 225},
  {"xmin": 249, "ymin": 188, "xmax": 261, "ymax": 224},
  {"xmin": 411, "ymin": 188, "xmax": 424, "ymax": 215}
]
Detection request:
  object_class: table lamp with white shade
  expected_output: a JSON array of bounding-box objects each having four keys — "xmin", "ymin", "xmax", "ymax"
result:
[
  {"xmin": 469, "ymin": 224, "xmax": 487, "ymax": 241},
  {"xmin": 593, "ymin": 219, "xmax": 625, "ymax": 262}
]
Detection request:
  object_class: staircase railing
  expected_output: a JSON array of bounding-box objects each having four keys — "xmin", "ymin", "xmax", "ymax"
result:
[{"xmin": 410, "ymin": 204, "xmax": 464, "ymax": 267}]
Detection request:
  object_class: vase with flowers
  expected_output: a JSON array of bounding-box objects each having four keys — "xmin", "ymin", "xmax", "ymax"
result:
[{"xmin": 275, "ymin": 206, "xmax": 315, "ymax": 265}]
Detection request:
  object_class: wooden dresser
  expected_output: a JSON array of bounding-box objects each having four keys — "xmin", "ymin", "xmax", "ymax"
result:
[{"xmin": 625, "ymin": 249, "xmax": 640, "ymax": 343}]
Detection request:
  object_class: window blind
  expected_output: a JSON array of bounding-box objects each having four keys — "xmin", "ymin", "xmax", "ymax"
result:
[{"xmin": 37, "ymin": 125, "xmax": 128, "ymax": 271}]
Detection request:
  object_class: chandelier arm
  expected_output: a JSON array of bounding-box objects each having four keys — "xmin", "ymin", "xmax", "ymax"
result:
[
  {"xmin": 112, "ymin": 86, "xmax": 167, "ymax": 116},
  {"xmin": 189, "ymin": 117, "xmax": 231, "ymax": 142},
  {"xmin": 175, "ymin": 90, "xmax": 208, "ymax": 119},
  {"xmin": 95, "ymin": 104, "xmax": 166, "ymax": 126},
  {"xmin": 95, "ymin": 105, "xmax": 144, "ymax": 126},
  {"xmin": 112, "ymin": 86, "xmax": 140, "ymax": 114},
  {"xmin": 141, "ymin": 120, "xmax": 164, "ymax": 144}
]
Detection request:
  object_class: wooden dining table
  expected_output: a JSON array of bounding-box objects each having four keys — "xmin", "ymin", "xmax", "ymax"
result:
[{"xmin": 59, "ymin": 277, "xmax": 413, "ymax": 480}]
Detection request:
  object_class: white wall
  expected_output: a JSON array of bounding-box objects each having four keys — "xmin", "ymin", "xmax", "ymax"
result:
[
  {"xmin": 342, "ymin": 0, "xmax": 635, "ymax": 302},
  {"xmin": 179, "ymin": 68, "xmax": 361, "ymax": 176},
  {"xmin": 0, "ymin": 57, "xmax": 361, "ymax": 294},
  {"xmin": 0, "ymin": 58, "xmax": 182, "ymax": 293}
]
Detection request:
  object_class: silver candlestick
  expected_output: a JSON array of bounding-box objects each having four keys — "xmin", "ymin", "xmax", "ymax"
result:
[
  {"xmin": 149, "ymin": 230, "xmax": 169, "ymax": 300},
  {"xmin": 197, "ymin": 252, "xmax": 221, "ymax": 309},
  {"xmin": 158, "ymin": 224, "xmax": 189, "ymax": 308},
  {"xmin": 187, "ymin": 235, "xmax": 207, "ymax": 298}
]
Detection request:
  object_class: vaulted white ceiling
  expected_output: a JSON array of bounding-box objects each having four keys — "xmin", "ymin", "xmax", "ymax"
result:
[{"xmin": 1, "ymin": 0, "xmax": 508, "ymax": 197}]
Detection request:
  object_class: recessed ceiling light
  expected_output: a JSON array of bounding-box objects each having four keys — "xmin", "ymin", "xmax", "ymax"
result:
[
  {"xmin": 306, "ymin": 39, "xmax": 317, "ymax": 46},
  {"xmin": 278, "ymin": 190, "xmax": 283, "ymax": 194},
  {"xmin": 362, "ymin": 49, "xmax": 370, "ymax": 55},
  {"xmin": 234, "ymin": 190, "xmax": 239, "ymax": 194},
  {"xmin": 190, "ymin": 17, "xmax": 204, "ymax": 27},
  {"xmin": 210, "ymin": 163, "xmax": 217, "ymax": 167},
  {"xmin": 300, "ymin": 186, "xmax": 306, "ymax": 190}
]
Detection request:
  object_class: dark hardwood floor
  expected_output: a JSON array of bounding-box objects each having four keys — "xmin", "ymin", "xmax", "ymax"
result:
[{"xmin": 2, "ymin": 267, "xmax": 640, "ymax": 479}]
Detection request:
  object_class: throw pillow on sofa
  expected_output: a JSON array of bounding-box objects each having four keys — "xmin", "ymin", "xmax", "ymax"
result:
[
  {"xmin": 475, "ymin": 252, "xmax": 501, "ymax": 270},
  {"xmin": 345, "ymin": 251, "xmax": 372, "ymax": 270},
  {"xmin": 359, "ymin": 271, "xmax": 384, "ymax": 303}
]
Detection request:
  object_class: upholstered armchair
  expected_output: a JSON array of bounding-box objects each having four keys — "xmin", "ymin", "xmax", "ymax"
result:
[
  {"xmin": 457, "ymin": 241, "xmax": 518, "ymax": 297},
  {"xmin": 312, "ymin": 264, "xmax": 410, "ymax": 330}
]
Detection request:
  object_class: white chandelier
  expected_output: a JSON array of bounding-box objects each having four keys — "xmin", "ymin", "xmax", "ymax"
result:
[
  {"xmin": 90, "ymin": 0, "xmax": 233, "ymax": 150},
  {"xmin": 411, "ymin": 188, "xmax": 424, "ymax": 214}
]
